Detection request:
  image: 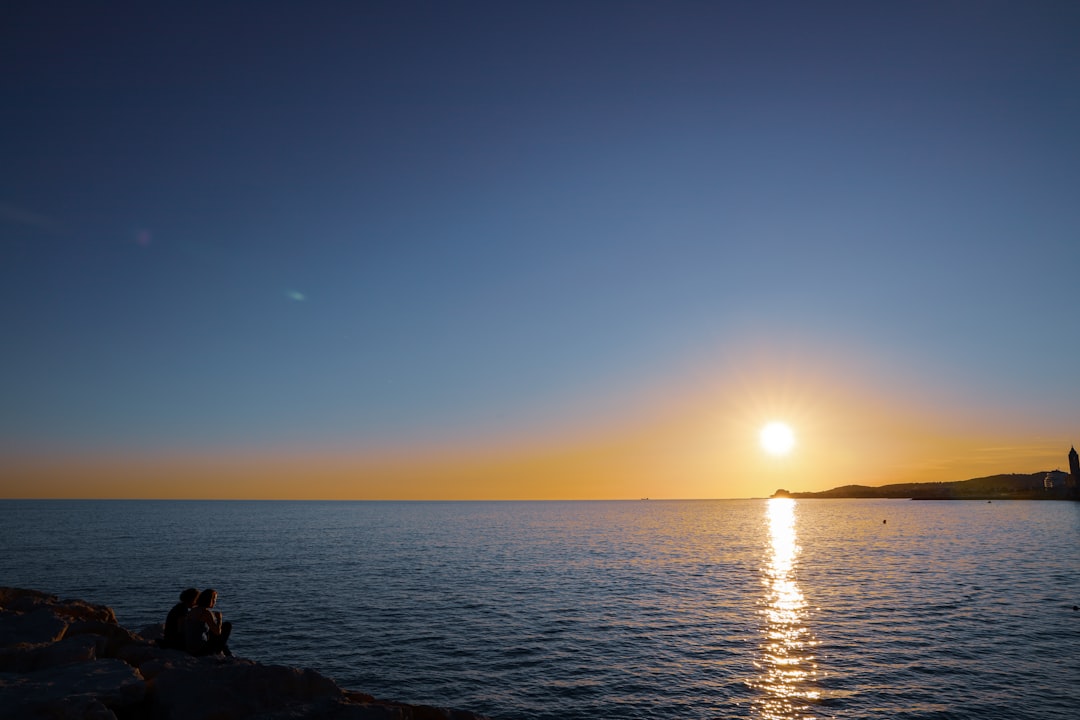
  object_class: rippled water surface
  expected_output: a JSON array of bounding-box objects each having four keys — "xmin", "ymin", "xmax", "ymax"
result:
[{"xmin": 2, "ymin": 499, "xmax": 1079, "ymax": 719}]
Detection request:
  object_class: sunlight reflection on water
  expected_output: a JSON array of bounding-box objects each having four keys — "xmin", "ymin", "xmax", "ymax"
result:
[{"xmin": 753, "ymin": 498, "xmax": 821, "ymax": 719}]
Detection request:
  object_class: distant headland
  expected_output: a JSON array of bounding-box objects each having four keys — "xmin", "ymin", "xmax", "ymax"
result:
[{"xmin": 773, "ymin": 446, "xmax": 1080, "ymax": 501}]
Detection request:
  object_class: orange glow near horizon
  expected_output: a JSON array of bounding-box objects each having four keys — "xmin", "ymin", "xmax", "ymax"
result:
[{"xmin": 2, "ymin": 347, "xmax": 1075, "ymax": 500}]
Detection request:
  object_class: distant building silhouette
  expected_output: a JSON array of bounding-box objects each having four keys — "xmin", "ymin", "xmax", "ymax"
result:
[
  {"xmin": 1070, "ymin": 446, "xmax": 1080, "ymax": 498},
  {"xmin": 1044, "ymin": 470, "xmax": 1069, "ymax": 490}
]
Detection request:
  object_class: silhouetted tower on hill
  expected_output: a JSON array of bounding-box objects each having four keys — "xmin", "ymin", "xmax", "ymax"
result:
[{"xmin": 1070, "ymin": 446, "xmax": 1080, "ymax": 499}]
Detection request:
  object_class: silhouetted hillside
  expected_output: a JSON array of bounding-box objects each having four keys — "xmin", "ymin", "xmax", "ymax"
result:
[{"xmin": 781, "ymin": 472, "xmax": 1074, "ymax": 500}]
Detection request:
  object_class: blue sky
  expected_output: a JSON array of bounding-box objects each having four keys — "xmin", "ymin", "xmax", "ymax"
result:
[{"xmin": 3, "ymin": 2, "xmax": 1079, "ymax": 496}]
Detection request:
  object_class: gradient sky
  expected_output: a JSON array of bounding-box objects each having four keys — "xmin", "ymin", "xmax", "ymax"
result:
[{"xmin": 3, "ymin": 1, "xmax": 1079, "ymax": 499}]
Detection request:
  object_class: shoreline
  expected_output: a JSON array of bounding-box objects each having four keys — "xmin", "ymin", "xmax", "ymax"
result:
[
  {"xmin": 0, "ymin": 586, "xmax": 491, "ymax": 720},
  {"xmin": 772, "ymin": 469, "xmax": 1080, "ymax": 501}
]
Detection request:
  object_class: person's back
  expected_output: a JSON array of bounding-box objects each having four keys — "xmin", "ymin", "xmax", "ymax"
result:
[
  {"xmin": 161, "ymin": 588, "xmax": 198, "ymax": 651},
  {"xmin": 184, "ymin": 606, "xmax": 212, "ymax": 655}
]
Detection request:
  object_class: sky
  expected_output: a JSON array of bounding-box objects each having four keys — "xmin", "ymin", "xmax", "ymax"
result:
[{"xmin": 3, "ymin": 1, "xmax": 1079, "ymax": 500}]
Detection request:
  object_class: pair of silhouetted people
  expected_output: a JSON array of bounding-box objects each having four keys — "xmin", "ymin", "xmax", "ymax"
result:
[{"xmin": 160, "ymin": 587, "xmax": 232, "ymax": 656}]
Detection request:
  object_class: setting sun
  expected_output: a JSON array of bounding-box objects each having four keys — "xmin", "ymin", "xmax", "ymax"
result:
[{"xmin": 760, "ymin": 422, "xmax": 796, "ymax": 456}]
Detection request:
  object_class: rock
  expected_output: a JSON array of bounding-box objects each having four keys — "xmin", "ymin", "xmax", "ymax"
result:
[
  {"xmin": 0, "ymin": 607, "xmax": 68, "ymax": 647},
  {"xmin": 0, "ymin": 634, "xmax": 99, "ymax": 673},
  {"xmin": 139, "ymin": 622, "xmax": 165, "ymax": 643},
  {"xmin": 65, "ymin": 619, "xmax": 143, "ymax": 656},
  {"xmin": 0, "ymin": 658, "xmax": 145, "ymax": 720},
  {"xmin": 0, "ymin": 587, "xmax": 492, "ymax": 720},
  {"xmin": 114, "ymin": 641, "xmax": 190, "ymax": 674},
  {"xmin": 0, "ymin": 587, "xmax": 116, "ymax": 624},
  {"xmin": 149, "ymin": 658, "xmax": 344, "ymax": 719}
]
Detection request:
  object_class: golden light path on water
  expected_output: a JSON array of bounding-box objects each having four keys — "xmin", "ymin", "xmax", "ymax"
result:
[{"xmin": 752, "ymin": 498, "xmax": 821, "ymax": 719}]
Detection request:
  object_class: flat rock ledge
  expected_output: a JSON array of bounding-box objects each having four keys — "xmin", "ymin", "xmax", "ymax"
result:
[{"xmin": 0, "ymin": 587, "xmax": 491, "ymax": 720}]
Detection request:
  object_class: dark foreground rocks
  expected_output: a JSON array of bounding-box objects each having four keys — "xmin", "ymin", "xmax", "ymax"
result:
[{"xmin": 0, "ymin": 587, "xmax": 490, "ymax": 720}]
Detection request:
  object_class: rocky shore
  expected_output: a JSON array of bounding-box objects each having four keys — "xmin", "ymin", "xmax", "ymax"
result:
[{"xmin": 0, "ymin": 587, "xmax": 491, "ymax": 720}]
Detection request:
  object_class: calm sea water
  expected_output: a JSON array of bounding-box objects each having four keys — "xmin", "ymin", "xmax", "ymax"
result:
[{"xmin": 2, "ymin": 498, "xmax": 1078, "ymax": 719}]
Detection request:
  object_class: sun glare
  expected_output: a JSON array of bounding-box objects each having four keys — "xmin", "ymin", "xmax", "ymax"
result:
[{"xmin": 760, "ymin": 422, "xmax": 795, "ymax": 456}]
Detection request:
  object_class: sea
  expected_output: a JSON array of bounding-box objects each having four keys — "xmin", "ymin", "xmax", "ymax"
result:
[{"xmin": 2, "ymin": 498, "xmax": 1079, "ymax": 719}]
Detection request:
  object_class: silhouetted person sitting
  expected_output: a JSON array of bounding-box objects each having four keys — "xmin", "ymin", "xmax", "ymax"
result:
[
  {"xmin": 159, "ymin": 588, "xmax": 199, "ymax": 650},
  {"xmin": 184, "ymin": 588, "xmax": 233, "ymax": 657}
]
